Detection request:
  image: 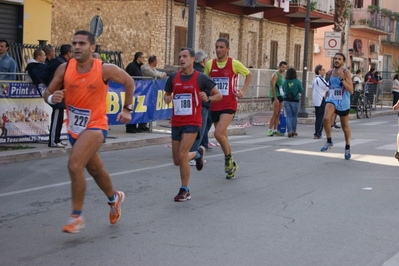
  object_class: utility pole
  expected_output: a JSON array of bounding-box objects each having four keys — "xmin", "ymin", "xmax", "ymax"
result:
[
  {"xmin": 298, "ymin": 0, "xmax": 310, "ymax": 118},
  {"xmin": 187, "ymin": 0, "xmax": 197, "ymax": 49}
]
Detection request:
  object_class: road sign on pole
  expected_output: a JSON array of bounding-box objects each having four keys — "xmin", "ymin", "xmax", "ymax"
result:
[
  {"xmin": 90, "ymin": 15, "xmax": 103, "ymax": 39},
  {"xmin": 324, "ymin": 32, "xmax": 341, "ymax": 51}
]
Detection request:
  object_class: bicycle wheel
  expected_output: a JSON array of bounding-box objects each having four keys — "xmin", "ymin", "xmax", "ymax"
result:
[
  {"xmin": 365, "ymin": 100, "xmax": 372, "ymax": 118},
  {"xmin": 356, "ymin": 99, "xmax": 363, "ymax": 119}
]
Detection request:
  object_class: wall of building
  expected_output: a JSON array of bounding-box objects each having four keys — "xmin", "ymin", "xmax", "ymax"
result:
[
  {"xmin": 23, "ymin": 0, "xmax": 52, "ymax": 44},
  {"xmin": 48, "ymin": 0, "xmax": 312, "ymax": 74}
]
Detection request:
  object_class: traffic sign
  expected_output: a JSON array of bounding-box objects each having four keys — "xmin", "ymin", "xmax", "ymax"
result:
[
  {"xmin": 325, "ymin": 49, "xmax": 339, "ymax": 58},
  {"xmin": 90, "ymin": 15, "xmax": 103, "ymax": 39},
  {"xmin": 324, "ymin": 32, "xmax": 341, "ymax": 50}
]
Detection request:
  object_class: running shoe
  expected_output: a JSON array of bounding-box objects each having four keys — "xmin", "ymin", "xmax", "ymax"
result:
[
  {"xmin": 108, "ymin": 191, "xmax": 125, "ymax": 225},
  {"xmin": 196, "ymin": 146, "xmax": 205, "ymax": 171},
  {"xmin": 395, "ymin": 151, "xmax": 399, "ymax": 161},
  {"xmin": 320, "ymin": 141, "xmax": 333, "ymax": 151},
  {"xmin": 225, "ymin": 155, "xmax": 233, "ymax": 173},
  {"xmin": 226, "ymin": 162, "xmax": 238, "ymax": 180},
  {"xmin": 174, "ymin": 188, "xmax": 191, "ymax": 202},
  {"xmin": 189, "ymin": 159, "xmax": 196, "ymax": 166},
  {"xmin": 62, "ymin": 215, "xmax": 85, "ymax": 234},
  {"xmin": 274, "ymin": 131, "xmax": 284, "ymax": 136},
  {"xmin": 345, "ymin": 149, "xmax": 351, "ymax": 160},
  {"xmin": 267, "ymin": 129, "xmax": 273, "ymax": 136}
]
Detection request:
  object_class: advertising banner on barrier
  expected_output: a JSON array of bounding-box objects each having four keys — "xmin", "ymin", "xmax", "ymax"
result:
[
  {"xmin": 0, "ymin": 79, "xmax": 172, "ymax": 143},
  {"xmin": 0, "ymin": 82, "xmax": 67, "ymax": 144}
]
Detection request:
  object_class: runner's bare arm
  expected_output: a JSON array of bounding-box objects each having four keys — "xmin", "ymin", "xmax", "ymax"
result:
[
  {"xmin": 43, "ymin": 63, "xmax": 67, "ymax": 104},
  {"xmin": 342, "ymin": 69, "xmax": 354, "ymax": 94},
  {"xmin": 102, "ymin": 64, "xmax": 134, "ymax": 105},
  {"xmin": 238, "ymin": 72, "xmax": 252, "ymax": 98}
]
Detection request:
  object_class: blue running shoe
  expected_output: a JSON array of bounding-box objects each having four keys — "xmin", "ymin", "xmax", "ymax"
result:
[
  {"xmin": 320, "ymin": 142, "xmax": 333, "ymax": 152},
  {"xmin": 345, "ymin": 149, "xmax": 351, "ymax": 160}
]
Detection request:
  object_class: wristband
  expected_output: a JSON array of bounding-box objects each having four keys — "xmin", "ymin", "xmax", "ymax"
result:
[{"xmin": 47, "ymin": 95, "xmax": 55, "ymax": 105}]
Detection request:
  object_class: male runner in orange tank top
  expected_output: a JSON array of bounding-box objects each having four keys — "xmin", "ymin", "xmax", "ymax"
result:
[{"xmin": 44, "ymin": 30, "xmax": 135, "ymax": 234}]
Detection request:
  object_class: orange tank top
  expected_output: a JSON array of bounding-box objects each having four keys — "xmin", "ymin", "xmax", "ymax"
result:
[{"xmin": 64, "ymin": 58, "xmax": 108, "ymax": 138}]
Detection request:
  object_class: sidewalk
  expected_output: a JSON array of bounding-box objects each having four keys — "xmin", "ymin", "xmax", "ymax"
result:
[{"xmin": 0, "ymin": 106, "xmax": 396, "ymax": 164}]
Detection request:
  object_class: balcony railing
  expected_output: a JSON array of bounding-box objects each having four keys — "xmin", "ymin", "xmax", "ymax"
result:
[
  {"xmin": 351, "ymin": 9, "xmax": 394, "ymax": 33},
  {"xmin": 290, "ymin": 0, "xmax": 334, "ymax": 14}
]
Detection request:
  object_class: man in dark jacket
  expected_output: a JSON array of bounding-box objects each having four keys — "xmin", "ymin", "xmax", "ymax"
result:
[
  {"xmin": 125, "ymin": 52, "xmax": 146, "ymax": 133},
  {"xmin": 189, "ymin": 50, "xmax": 212, "ymax": 166},
  {"xmin": 46, "ymin": 44, "xmax": 73, "ymax": 147}
]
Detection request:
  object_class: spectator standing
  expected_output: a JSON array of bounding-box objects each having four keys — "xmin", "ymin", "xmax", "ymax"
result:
[
  {"xmin": 43, "ymin": 45, "xmax": 56, "ymax": 65},
  {"xmin": 189, "ymin": 50, "xmax": 211, "ymax": 166},
  {"xmin": 312, "ymin": 64, "xmax": 329, "ymax": 139},
  {"xmin": 47, "ymin": 44, "xmax": 74, "ymax": 148},
  {"xmin": 282, "ymin": 68, "xmax": 303, "ymax": 138},
  {"xmin": 267, "ymin": 61, "xmax": 287, "ymax": 136},
  {"xmin": 141, "ymin": 55, "xmax": 167, "ymax": 79},
  {"xmin": 125, "ymin": 52, "xmax": 145, "ymax": 133},
  {"xmin": 195, "ymin": 50, "xmax": 213, "ymax": 151},
  {"xmin": 0, "ymin": 39, "xmax": 17, "ymax": 80},
  {"xmin": 392, "ymin": 74, "xmax": 399, "ymax": 107}
]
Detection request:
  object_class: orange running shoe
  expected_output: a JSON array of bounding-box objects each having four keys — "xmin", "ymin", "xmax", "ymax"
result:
[
  {"xmin": 62, "ymin": 215, "xmax": 85, "ymax": 234},
  {"xmin": 108, "ymin": 191, "xmax": 125, "ymax": 224}
]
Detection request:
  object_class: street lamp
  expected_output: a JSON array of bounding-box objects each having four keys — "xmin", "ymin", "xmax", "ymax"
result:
[{"xmin": 298, "ymin": 0, "xmax": 310, "ymax": 118}]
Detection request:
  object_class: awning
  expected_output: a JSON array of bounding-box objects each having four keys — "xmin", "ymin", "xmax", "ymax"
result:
[{"xmin": 370, "ymin": 59, "xmax": 379, "ymax": 64}]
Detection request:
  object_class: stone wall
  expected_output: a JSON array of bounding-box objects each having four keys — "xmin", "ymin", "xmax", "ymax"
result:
[{"xmin": 51, "ymin": 0, "xmax": 314, "ymax": 72}]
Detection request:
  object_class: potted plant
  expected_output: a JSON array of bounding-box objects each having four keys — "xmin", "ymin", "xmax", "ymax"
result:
[
  {"xmin": 367, "ymin": 5, "xmax": 380, "ymax": 13},
  {"xmin": 381, "ymin": 8, "xmax": 392, "ymax": 17},
  {"xmin": 358, "ymin": 18, "xmax": 367, "ymax": 24}
]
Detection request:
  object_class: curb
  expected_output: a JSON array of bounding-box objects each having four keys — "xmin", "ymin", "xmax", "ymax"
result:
[{"xmin": 0, "ymin": 126, "xmax": 246, "ymax": 164}]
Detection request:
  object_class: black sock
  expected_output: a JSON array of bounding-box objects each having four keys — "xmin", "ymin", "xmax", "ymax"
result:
[
  {"xmin": 345, "ymin": 144, "xmax": 350, "ymax": 150},
  {"xmin": 327, "ymin": 138, "xmax": 332, "ymax": 143}
]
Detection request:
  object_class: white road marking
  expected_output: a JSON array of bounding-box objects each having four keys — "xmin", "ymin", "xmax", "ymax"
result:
[
  {"xmin": 0, "ymin": 146, "xmax": 270, "ymax": 198},
  {"xmin": 359, "ymin": 121, "xmax": 389, "ymax": 126}
]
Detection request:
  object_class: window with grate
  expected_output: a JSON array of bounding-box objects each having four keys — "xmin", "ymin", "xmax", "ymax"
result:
[
  {"xmin": 270, "ymin": 41, "xmax": 278, "ymax": 69},
  {"xmin": 294, "ymin": 44, "xmax": 301, "ymax": 70},
  {"xmin": 174, "ymin": 26, "xmax": 187, "ymax": 65},
  {"xmin": 219, "ymin": 33, "xmax": 230, "ymax": 41},
  {"xmin": 354, "ymin": 0, "xmax": 363, "ymax": 8}
]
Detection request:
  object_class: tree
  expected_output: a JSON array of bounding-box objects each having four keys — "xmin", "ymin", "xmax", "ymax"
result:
[{"xmin": 333, "ymin": 0, "xmax": 348, "ymax": 52}]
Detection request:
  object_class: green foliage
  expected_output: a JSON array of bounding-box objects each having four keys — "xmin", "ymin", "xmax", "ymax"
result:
[
  {"xmin": 380, "ymin": 8, "xmax": 392, "ymax": 18},
  {"xmin": 345, "ymin": 0, "xmax": 352, "ymax": 19},
  {"xmin": 393, "ymin": 12, "xmax": 399, "ymax": 22},
  {"xmin": 367, "ymin": 5, "xmax": 380, "ymax": 13},
  {"xmin": 393, "ymin": 59, "xmax": 399, "ymax": 74},
  {"xmin": 309, "ymin": 1, "xmax": 317, "ymax": 11}
]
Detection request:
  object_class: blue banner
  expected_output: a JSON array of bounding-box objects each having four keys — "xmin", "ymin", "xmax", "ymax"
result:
[{"xmin": 107, "ymin": 79, "xmax": 172, "ymax": 125}]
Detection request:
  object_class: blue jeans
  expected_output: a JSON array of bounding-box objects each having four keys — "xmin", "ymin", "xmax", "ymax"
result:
[
  {"xmin": 283, "ymin": 101, "xmax": 299, "ymax": 133},
  {"xmin": 190, "ymin": 107, "xmax": 209, "ymax": 152}
]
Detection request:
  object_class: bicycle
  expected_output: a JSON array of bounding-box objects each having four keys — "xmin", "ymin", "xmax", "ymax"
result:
[{"xmin": 356, "ymin": 89, "xmax": 372, "ymax": 119}]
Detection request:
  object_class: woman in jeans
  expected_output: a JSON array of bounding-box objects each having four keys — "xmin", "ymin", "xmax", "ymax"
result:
[{"xmin": 282, "ymin": 68, "xmax": 304, "ymax": 138}]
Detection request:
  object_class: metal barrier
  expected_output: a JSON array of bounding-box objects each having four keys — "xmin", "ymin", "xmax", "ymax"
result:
[{"xmin": 7, "ymin": 43, "xmax": 124, "ymax": 79}]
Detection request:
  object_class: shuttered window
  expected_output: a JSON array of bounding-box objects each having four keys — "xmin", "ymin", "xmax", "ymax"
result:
[
  {"xmin": 294, "ymin": 44, "xmax": 301, "ymax": 70},
  {"xmin": 270, "ymin": 41, "xmax": 278, "ymax": 69},
  {"xmin": 174, "ymin": 27, "xmax": 187, "ymax": 66},
  {"xmin": 0, "ymin": 3, "xmax": 22, "ymax": 43}
]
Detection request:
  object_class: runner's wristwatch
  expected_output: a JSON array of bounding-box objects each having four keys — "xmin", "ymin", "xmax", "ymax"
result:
[{"xmin": 123, "ymin": 104, "xmax": 133, "ymax": 111}]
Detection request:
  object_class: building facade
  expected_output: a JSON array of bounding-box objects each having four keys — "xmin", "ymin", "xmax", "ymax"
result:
[{"xmin": 314, "ymin": 0, "xmax": 399, "ymax": 78}]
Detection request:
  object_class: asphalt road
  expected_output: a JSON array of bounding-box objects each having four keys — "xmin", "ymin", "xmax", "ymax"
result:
[{"xmin": 2, "ymin": 114, "xmax": 399, "ymax": 266}]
